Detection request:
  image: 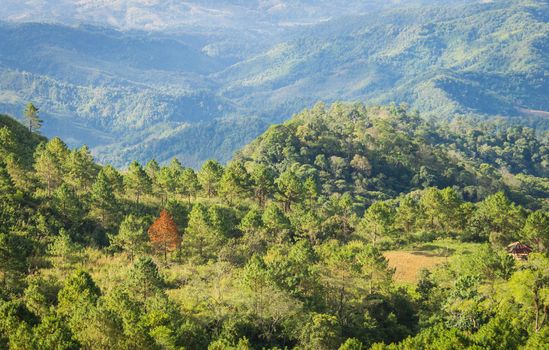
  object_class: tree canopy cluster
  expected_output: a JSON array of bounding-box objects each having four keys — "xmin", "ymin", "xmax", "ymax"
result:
[{"xmin": 0, "ymin": 103, "xmax": 547, "ymax": 349}]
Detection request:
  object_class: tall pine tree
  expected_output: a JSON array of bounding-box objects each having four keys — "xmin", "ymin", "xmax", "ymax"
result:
[
  {"xmin": 24, "ymin": 102, "xmax": 42, "ymax": 133},
  {"xmin": 124, "ymin": 161, "xmax": 152, "ymax": 204},
  {"xmin": 90, "ymin": 170, "xmax": 118, "ymax": 227}
]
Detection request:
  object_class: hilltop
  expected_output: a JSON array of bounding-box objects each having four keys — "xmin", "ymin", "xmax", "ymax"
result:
[{"xmin": 237, "ymin": 103, "xmax": 549, "ymax": 208}]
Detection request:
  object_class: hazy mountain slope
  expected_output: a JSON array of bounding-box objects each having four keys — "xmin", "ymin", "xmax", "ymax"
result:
[
  {"xmin": 0, "ymin": 69, "xmax": 231, "ymax": 126},
  {"xmin": 94, "ymin": 116, "xmax": 270, "ymax": 167},
  {"xmin": 0, "ymin": 22, "xmax": 237, "ymax": 159},
  {"xmin": 0, "ymin": 1, "xmax": 470, "ymax": 32},
  {"xmin": 0, "ymin": 22, "xmax": 222, "ymax": 83},
  {"xmin": 0, "ymin": 1, "xmax": 483, "ymax": 61},
  {"xmin": 218, "ymin": 0, "xmax": 549, "ymax": 121},
  {"xmin": 0, "ymin": 67, "xmax": 236, "ymax": 153},
  {"xmin": 0, "ymin": 0, "xmax": 547, "ymax": 168}
]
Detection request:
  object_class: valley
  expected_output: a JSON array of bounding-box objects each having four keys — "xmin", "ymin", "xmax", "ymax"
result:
[{"xmin": 0, "ymin": 0, "xmax": 547, "ymax": 167}]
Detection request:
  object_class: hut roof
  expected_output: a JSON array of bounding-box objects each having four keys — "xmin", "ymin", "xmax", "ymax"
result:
[{"xmin": 507, "ymin": 242, "xmax": 533, "ymax": 254}]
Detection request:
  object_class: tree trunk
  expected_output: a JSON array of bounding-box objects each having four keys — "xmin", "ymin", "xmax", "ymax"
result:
[
  {"xmin": 47, "ymin": 178, "xmax": 52, "ymax": 197},
  {"xmin": 540, "ymin": 305, "xmax": 548, "ymax": 331},
  {"xmin": 534, "ymin": 294, "xmax": 540, "ymax": 332},
  {"xmin": 143, "ymin": 280, "xmax": 147, "ymax": 301},
  {"xmin": 337, "ymin": 287, "xmax": 345, "ymax": 324}
]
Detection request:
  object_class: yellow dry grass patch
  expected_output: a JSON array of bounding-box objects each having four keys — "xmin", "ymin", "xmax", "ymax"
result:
[{"xmin": 383, "ymin": 250, "xmax": 447, "ymax": 284}]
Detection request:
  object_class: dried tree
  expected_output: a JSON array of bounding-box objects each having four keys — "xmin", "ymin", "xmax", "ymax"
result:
[{"xmin": 148, "ymin": 209, "xmax": 181, "ymax": 262}]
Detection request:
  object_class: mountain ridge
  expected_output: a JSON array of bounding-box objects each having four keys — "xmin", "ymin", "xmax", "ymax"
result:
[{"xmin": 0, "ymin": 0, "xmax": 547, "ymax": 167}]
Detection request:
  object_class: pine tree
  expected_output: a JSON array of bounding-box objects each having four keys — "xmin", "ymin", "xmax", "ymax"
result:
[
  {"xmin": 474, "ymin": 192, "xmax": 525, "ymax": 246},
  {"xmin": 129, "ymin": 256, "xmax": 164, "ymax": 301},
  {"xmin": 339, "ymin": 338, "xmax": 364, "ymax": 350},
  {"xmin": 168, "ymin": 157, "xmax": 184, "ymax": 176},
  {"xmin": 5, "ymin": 154, "xmax": 33, "ymax": 190},
  {"xmin": 522, "ymin": 211, "xmax": 549, "ymax": 253},
  {"xmin": 33, "ymin": 313, "xmax": 79, "ymax": 350},
  {"xmin": 0, "ymin": 126, "xmax": 16, "ymax": 159},
  {"xmin": 57, "ymin": 269, "xmax": 100, "ymax": 318},
  {"xmin": 24, "ymin": 102, "xmax": 42, "ymax": 133},
  {"xmin": 90, "ymin": 170, "xmax": 118, "ymax": 227},
  {"xmin": 178, "ymin": 168, "xmax": 201, "ymax": 202},
  {"xmin": 102, "ymin": 165, "xmax": 124, "ymax": 195},
  {"xmin": 419, "ymin": 187, "xmax": 444, "ymax": 231},
  {"xmin": 157, "ymin": 166, "xmax": 175, "ymax": 204},
  {"xmin": 251, "ymin": 164, "xmax": 275, "ymax": 207},
  {"xmin": 262, "ymin": 202, "xmax": 290, "ymax": 241},
  {"xmin": 0, "ymin": 232, "xmax": 32, "ymax": 290},
  {"xmin": 157, "ymin": 158, "xmax": 184, "ymax": 202},
  {"xmin": 183, "ymin": 203, "xmax": 220, "ymax": 261},
  {"xmin": 65, "ymin": 146, "xmax": 97, "ymax": 192},
  {"xmin": 0, "ymin": 165, "xmax": 16, "ymax": 199},
  {"xmin": 145, "ymin": 159, "xmax": 160, "ymax": 184},
  {"xmin": 111, "ymin": 214, "xmax": 149, "ymax": 261},
  {"xmin": 395, "ymin": 195, "xmax": 419, "ymax": 234},
  {"xmin": 219, "ymin": 161, "xmax": 251, "ymax": 204},
  {"xmin": 124, "ymin": 161, "xmax": 152, "ymax": 204},
  {"xmin": 47, "ymin": 230, "xmax": 82, "ymax": 270},
  {"xmin": 148, "ymin": 209, "xmax": 181, "ymax": 262},
  {"xmin": 239, "ymin": 208, "xmax": 263, "ymax": 236},
  {"xmin": 358, "ymin": 201, "xmax": 396, "ymax": 245},
  {"xmin": 299, "ymin": 313, "xmax": 340, "ymax": 350},
  {"xmin": 145, "ymin": 159, "xmax": 161, "ymax": 199},
  {"xmin": 198, "ymin": 160, "xmax": 224, "ymax": 197},
  {"xmin": 335, "ymin": 192, "xmax": 354, "ymax": 237},
  {"xmin": 53, "ymin": 184, "xmax": 84, "ymax": 223},
  {"xmin": 276, "ymin": 169, "xmax": 303, "ymax": 212},
  {"xmin": 34, "ymin": 145, "xmax": 63, "ymax": 196},
  {"xmin": 0, "ymin": 166, "xmax": 19, "ymax": 232},
  {"xmin": 303, "ymin": 176, "xmax": 319, "ymax": 210}
]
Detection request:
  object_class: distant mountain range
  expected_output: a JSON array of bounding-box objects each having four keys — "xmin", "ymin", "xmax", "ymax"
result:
[
  {"xmin": 0, "ymin": 0, "xmax": 547, "ymax": 167},
  {"xmin": 219, "ymin": 0, "xmax": 549, "ymax": 118},
  {"xmin": 1, "ymin": 1, "xmax": 474, "ymax": 32}
]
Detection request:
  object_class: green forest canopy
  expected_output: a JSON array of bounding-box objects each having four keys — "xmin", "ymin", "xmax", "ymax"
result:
[{"xmin": 0, "ymin": 103, "xmax": 548, "ymax": 349}]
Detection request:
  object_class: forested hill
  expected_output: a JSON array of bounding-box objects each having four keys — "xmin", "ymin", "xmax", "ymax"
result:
[
  {"xmin": 237, "ymin": 103, "xmax": 549, "ymax": 208},
  {"xmin": 0, "ymin": 105, "xmax": 548, "ymax": 349}
]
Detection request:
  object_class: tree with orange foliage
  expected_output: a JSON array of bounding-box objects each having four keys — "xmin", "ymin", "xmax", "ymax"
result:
[{"xmin": 148, "ymin": 209, "xmax": 181, "ymax": 262}]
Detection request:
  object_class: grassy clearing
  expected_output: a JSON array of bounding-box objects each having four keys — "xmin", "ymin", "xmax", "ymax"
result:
[
  {"xmin": 383, "ymin": 240, "xmax": 481, "ymax": 284},
  {"xmin": 383, "ymin": 251, "xmax": 447, "ymax": 284}
]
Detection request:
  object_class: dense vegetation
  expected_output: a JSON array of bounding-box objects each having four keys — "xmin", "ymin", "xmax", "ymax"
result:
[
  {"xmin": 238, "ymin": 103, "xmax": 549, "ymax": 209},
  {"xmin": 0, "ymin": 102, "xmax": 547, "ymax": 349},
  {"xmin": 1, "ymin": 0, "xmax": 547, "ymax": 167}
]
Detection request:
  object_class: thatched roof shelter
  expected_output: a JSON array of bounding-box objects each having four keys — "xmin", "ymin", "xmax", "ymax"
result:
[{"xmin": 507, "ymin": 241, "xmax": 533, "ymax": 260}]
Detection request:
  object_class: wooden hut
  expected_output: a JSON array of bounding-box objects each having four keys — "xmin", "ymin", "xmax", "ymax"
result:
[{"xmin": 507, "ymin": 242, "xmax": 533, "ymax": 260}]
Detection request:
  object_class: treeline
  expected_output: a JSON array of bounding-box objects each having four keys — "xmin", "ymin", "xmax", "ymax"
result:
[
  {"xmin": 2, "ymin": 118, "xmax": 546, "ymax": 251},
  {"xmin": 0, "ymin": 104, "xmax": 548, "ymax": 349}
]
